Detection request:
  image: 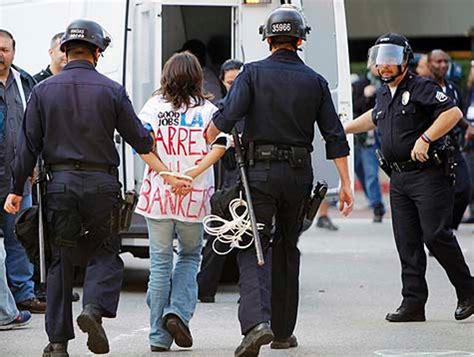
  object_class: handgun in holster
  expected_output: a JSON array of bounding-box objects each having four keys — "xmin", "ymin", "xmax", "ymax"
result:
[
  {"xmin": 119, "ymin": 190, "xmax": 139, "ymax": 231},
  {"xmin": 305, "ymin": 180, "xmax": 328, "ymax": 221},
  {"xmin": 375, "ymin": 149, "xmax": 392, "ymax": 177},
  {"xmin": 431, "ymin": 138, "xmax": 456, "ymax": 187}
]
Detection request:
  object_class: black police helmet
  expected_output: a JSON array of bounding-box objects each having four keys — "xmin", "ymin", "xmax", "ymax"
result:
[
  {"xmin": 60, "ymin": 19, "xmax": 111, "ymax": 53},
  {"xmin": 259, "ymin": 5, "xmax": 311, "ymax": 41},
  {"xmin": 375, "ymin": 32, "xmax": 413, "ymax": 63}
]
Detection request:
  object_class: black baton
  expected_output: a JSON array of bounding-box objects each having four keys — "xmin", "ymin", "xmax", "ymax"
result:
[{"xmin": 231, "ymin": 129, "xmax": 265, "ymax": 266}]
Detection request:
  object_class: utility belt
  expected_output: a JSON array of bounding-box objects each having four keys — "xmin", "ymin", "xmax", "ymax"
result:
[
  {"xmin": 376, "ymin": 143, "xmax": 456, "ymax": 186},
  {"xmin": 389, "ymin": 159, "xmax": 437, "ymax": 173},
  {"xmin": 46, "ymin": 161, "xmax": 118, "ymax": 176},
  {"xmin": 246, "ymin": 143, "xmax": 310, "ymax": 168},
  {"xmin": 45, "ymin": 161, "xmax": 137, "ymax": 233}
]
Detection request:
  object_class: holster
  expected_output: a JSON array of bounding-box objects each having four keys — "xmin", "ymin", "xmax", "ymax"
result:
[
  {"xmin": 305, "ymin": 180, "xmax": 328, "ymax": 221},
  {"xmin": 430, "ymin": 138, "xmax": 456, "ymax": 186},
  {"xmin": 118, "ymin": 190, "xmax": 139, "ymax": 232},
  {"xmin": 375, "ymin": 149, "xmax": 392, "ymax": 177}
]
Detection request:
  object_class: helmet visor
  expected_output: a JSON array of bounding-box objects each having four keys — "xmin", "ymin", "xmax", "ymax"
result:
[{"xmin": 368, "ymin": 44, "xmax": 405, "ymax": 67}]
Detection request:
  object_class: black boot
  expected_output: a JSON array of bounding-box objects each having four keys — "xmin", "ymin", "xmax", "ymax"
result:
[
  {"xmin": 42, "ymin": 342, "xmax": 69, "ymax": 357},
  {"xmin": 77, "ymin": 304, "xmax": 109, "ymax": 354},
  {"xmin": 270, "ymin": 335, "xmax": 298, "ymax": 349},
  {"xmin": 455, "ymin": 296, "xmax": 474, "ymax": 321},
  {"xmin": 385, "ymin": 305, "xmax": 425, "ymax": 322},
  {"xmin": 234, "ymin": 322, "xmax": 274, "ymax": 357}
]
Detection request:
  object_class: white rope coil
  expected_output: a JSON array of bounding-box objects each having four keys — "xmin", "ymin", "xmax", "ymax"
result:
[{"xmin": 202, "ymin": 194, "xmax": 264, "ymax": 256}]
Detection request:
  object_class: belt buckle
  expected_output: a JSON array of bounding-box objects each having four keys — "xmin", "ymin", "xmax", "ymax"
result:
[
  {"xmin": 74, "ymin": 161, "xmax": 81, "ymax": 170},
  {"xmin": 392, "ymin": 162, "xmax": 401, "ymax": 172}
]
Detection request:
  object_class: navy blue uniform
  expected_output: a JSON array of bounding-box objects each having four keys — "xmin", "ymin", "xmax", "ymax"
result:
[
  {"xmin": 443, "ymin": 80, "xmax": 471, "ymax": 229},
  {"xmin": 372, "ymin": 72, "xmax": 474, "ymax": 308},
  {"xmin": 11, "ymin": 59, "xmax": 153, "ymax": 343},
  {"xmin": 212, "ymin": 49, "xmax": 349, "ymax": 339}
]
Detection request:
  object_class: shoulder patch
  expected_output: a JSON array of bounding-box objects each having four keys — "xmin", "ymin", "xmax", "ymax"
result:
[{"xmin": 435, "ymin": 91, "xmax": 448, "ymax": 103}]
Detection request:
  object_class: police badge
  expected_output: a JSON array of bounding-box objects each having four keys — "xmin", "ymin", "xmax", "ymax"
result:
[
  {"xmin": 436, "ymin": 91, "xmax": 448, "ymax": 103},
  {"xmin": 401, "ymin": 91, "xmax": 410, "ymax": 105}
]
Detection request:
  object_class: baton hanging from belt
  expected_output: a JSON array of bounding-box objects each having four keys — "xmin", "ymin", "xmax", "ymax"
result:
[
  {"xmin": 231, "ymin": 129, "xmax": 265, "ymax": 266},
  {"xmin": 36, "ymin": 158, "xmax": 47, "ymax": 284}
]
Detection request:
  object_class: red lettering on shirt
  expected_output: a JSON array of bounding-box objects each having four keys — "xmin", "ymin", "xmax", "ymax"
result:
[{"xmin": 188, "ymin": 129, "xmax": 201, "ymax": 155}]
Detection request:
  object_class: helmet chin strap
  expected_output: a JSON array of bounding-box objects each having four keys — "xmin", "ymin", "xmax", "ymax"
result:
[{"xmin": 378, "ymin": 64, "xmax": 407, "ymax": 84}]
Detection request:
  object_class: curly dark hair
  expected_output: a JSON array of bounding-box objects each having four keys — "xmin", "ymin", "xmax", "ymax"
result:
[{"xmin": 154, "ymin": 51, "xmax": 208, "ymax": 110}]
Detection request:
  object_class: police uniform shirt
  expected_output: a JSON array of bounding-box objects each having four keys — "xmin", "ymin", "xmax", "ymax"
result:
[
  {"xmin": 212, "ymin": 49, "xmax": 349, "ymax": 159},
  {"xmin": 33, "ymin": 65, "xmax": 53, "ymax": 84},
  {"xmin": 11, "ymin": 59, "xmax": 153, "ymax": 195},
  {"xmin": 371, "ymin": 72, "xmax": 455, "ymax": 163}
]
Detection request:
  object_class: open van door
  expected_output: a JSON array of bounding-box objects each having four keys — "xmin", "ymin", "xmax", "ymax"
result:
[{"xmin": 302, "ymin": 0, "xmax": 354, "ymax": 195}]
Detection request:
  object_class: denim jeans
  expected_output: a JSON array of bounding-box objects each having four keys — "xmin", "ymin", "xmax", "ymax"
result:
[
  {"xmin": 145, "ymin": 218, "xmax": 203, "ymax": 348},
  {"xmin": 355, "ymin": 144, "xmax": 384, "ymax": 210},
  {"xmin": 0, "ymin": 239, "xmax": 19, "ymax": 325},
  {"xmin": 0, "ymin": 194, "xmax": 35, "ymax": 303}
]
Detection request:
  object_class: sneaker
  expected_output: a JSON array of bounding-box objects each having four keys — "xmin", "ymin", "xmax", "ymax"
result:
[
  {"xmin": 0, "ymin": 311, "xmax": 32, "ymax": 330},
  {"xmin": 316, "ymin": 216, "xmax": 338, "ymax": 231},
  {"xmin": 17, "ymin": 298, "xmax": 46, "ymax": 314}
]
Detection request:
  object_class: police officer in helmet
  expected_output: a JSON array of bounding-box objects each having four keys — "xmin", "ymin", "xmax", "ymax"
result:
[
  {"xmin": 206, "ymin": 5, "xmax": 353, "ymax": 356},
  {"xmin": 345, "ymin": 33, "xmax": 474, "ymax": 322},
  {"xmin": 4, "ymin": 19, "xmax": 156, "ymax": 356}
]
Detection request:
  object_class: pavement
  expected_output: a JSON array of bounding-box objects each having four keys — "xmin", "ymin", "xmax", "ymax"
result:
[{"xmin": 1, "ymin": 193, "xmax": 473, "ymax": 356}]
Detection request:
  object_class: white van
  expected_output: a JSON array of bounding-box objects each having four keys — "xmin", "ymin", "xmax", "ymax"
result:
[{"xmin": 0, "ymin": 0, "xmax": 353, "ymax": 258}]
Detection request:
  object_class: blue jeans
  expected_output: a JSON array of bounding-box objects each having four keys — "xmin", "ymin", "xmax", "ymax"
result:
[
  {"xmin": 0, "ymin": 194, "xmax": 35, "ymax": 303},
  {"xmin": 145, "ymin": 218, "xmax": 203, "ymax": 348},
  {"xmin": 0, "ymin": 239, "xmax": 19, "ymax": 325},
  {"xmin": 355, "ymin": 144, "xmax": 384, "ymax": 210}
]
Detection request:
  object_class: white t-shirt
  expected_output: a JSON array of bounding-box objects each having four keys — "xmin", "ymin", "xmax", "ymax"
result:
[{"xmin": 135, "ymin": 95, "xmax": 218, "ymax": 222}]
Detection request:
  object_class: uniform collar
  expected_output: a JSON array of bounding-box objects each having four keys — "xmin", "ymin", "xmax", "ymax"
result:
[
  {"xmin": 44, "ymin": 65, "xmax": 53, "ymax": 76},
  {"xmin": 63, "ymin": 59, "xmax": 96, "ymax": 71},
  {"xmin": 381, "ymin": 71, "xmax": 414, "ymax": 97},
  {"xmin": 269, "ymin": 49, "xmax": 303, "ymax": 63}
]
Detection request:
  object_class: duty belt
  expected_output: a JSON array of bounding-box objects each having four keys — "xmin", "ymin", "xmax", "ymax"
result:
[
  {"xmin": 389, "ymin": 159, "xmax": 437, "ymax": 173},
  {"xmin": 250, "ymin": 144, "xmax": 310, "ymax": 168},
  {"xmin": 47, "ymin": 162, "xmax": 118, "ymax": 176}
]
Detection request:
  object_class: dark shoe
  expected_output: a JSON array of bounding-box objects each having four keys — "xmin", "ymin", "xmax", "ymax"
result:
[
  {"xmin": 42, "ymin": 342, "xmax": 69, "ymax": 357},
  {"xmin": 198, "ymin": 294, "xmax": 215, "ymax": 303},
  {"xmin": 77, "ymin": 304, "xmax": 109, "ymax": 354},
  {"xmin": 316, "ymin": 216, "xmax": 338, "ymax": 231},
  {"xmin": 71, "ymin": 291, "xmax": 80, "ymax": 302},
  {"xmin": 17, "ymin": 297, "xmax": 46, "ymax": 314},
  {"xmin": 234, "ymin": 322, "xmax": 274, "ymax": 357},
  {"xmin": 165, "ymin": 314, "xmax": 193, "ymax": 348},
  {"xmin": 385, "ymin": 305, "xmax": 425, "ymax": 322},
  {"xmin": 151, "ymin": 345, "xmax": 169, "ymax": 352},
  {"xmin": 373, "ymin": 203, "xmax": 385, "ymax": 223},
  {"xmin": 0, "ymin": 310, "xmax": 31, "ymax": 330},
  {"xmin": 270, "ymin": 335, "xmax": 298, "ymax": 349},
  {"xmin": 455, "ymin": 296, "xmax": 474, "ymax": 320}
]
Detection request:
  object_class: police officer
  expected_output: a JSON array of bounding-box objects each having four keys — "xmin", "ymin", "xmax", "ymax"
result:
[
  {"xmin": 345, "ymin": 33, "xmax": 474, "ymax": 322},
  {"xmin": 4, "ymin": 20, "xmax": 154, "ymax": 356},
  {"xmin": 426, "ymin": 49, "xmax": 471, "ymax": 230},
  {"xmin": 33, "ymin": 32, "xmax": 66, "ymax": 83},
  {"xmin": 205, "ymin": 5, "xmax": 353, "ymax": 356}
]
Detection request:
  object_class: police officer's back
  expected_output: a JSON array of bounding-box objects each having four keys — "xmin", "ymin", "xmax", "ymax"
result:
[
  {"xmin": 4, "ymin": 19, "xmax": 153, "ymax": 356},
  {"xmin": 205, "ymin": 5, "xmax": 353, "ymax": 356}
]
